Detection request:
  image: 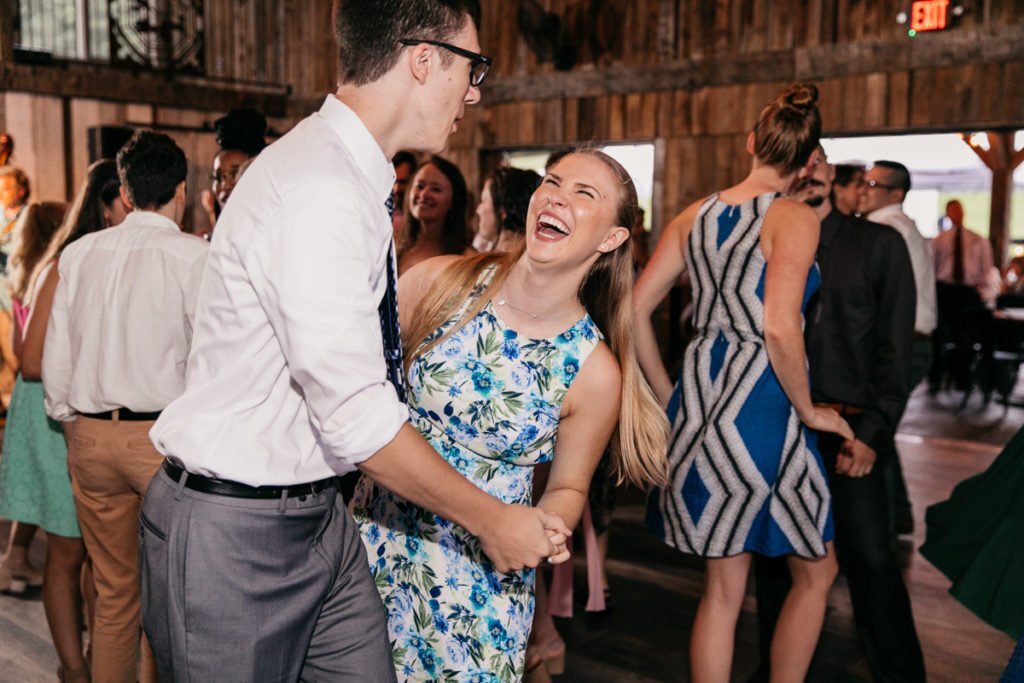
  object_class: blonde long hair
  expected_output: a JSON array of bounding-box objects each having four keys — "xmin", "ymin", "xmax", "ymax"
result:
[{"xmin": 403, "ymin": 150, "xmax": 668, "ymax": 488}]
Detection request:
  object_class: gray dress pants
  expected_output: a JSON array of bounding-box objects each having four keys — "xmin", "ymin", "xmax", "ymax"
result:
[{"xmin": 139, "ymin": 466, "xmax": 397, "ymax": 683}]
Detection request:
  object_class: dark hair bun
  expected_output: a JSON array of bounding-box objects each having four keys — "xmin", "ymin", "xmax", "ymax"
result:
[
  {"xmin": 214, "ymin": 108, "xmax": 268, "ymax": 157},
  {"xmin": 780, "ymin": 83, "xmax": 819, "ymax": 112}
]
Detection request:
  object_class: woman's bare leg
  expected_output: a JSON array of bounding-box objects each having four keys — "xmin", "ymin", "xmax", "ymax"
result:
[
  {"xmin": 690, "ymin": 553, "xmax": 752, "ymax": 683},
  {"xmin": 769, "ymin": 543, "xmax": 838, "ymax": 683}
]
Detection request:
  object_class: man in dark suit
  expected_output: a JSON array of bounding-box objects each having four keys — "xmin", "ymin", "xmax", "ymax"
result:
[{"xmin": 752, "ymin": 149, "xmax": 926, "ymax": 682}]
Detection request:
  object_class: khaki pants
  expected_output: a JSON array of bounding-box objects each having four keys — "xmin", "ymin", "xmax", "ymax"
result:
[{"xmin": 68, "ymin": 416, "xmax": 161, "ymax": 683}]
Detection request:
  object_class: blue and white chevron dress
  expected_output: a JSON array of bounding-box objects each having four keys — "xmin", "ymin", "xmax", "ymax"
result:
[{"xmin": 647, "ymin": 192, "xmax": 834, "ymax": 559}]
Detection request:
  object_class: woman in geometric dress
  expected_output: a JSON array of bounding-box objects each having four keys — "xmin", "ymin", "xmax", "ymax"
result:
[
  {"xmin": 353, "ymin": 150, "xmax": 668, "ymax": 682},
  {"xmin": 634, "ymin": 84, "xmax": 853, "ymax": 683}
]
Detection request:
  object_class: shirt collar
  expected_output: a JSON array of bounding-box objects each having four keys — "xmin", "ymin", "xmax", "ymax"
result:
[
  {"xmin": 318, "ymin": 95, "xmax": 397, "ymax": 207},
  {"xmin": 867, "ymin": 203, "xmax": 905, "ymax": 223},
  {"xmin": 123, "ymin": 211, "xmax": 181, "ymax": 232}
]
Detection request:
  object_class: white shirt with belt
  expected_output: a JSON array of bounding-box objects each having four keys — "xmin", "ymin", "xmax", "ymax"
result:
[
  {"xmin": 150, "ymin": 96, "xmax": 408, "ymax": 487},
  {"xmin": 867, "ymin": 203, "xmax": 938, "ymax": 335},
  {"xmin": 43, "ymin": 211, "xmax": 210, "ymax": 420}
]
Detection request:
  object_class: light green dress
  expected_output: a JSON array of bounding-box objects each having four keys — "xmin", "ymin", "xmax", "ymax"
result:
[{"xmin": 0, "ymin": 373, "xmax": 80, "ymax": 537}]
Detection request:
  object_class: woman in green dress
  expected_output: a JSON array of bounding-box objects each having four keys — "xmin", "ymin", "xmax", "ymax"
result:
[
  {"xmin": 921, "ymin": 426, "xmax": 1024, "ymax": 639},
  {"xmin": 921, "ymin": 425, "xmax": 1024, "ymax": 679}
]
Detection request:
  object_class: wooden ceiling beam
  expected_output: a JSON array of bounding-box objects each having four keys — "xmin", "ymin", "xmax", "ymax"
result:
[
  {"xmin": 0, "ymin": 61, "xmax": 290, "ymax": 117},
  {"xmin": 484, "ymin": 24, "xmax": 1024, "ymax": 104}
]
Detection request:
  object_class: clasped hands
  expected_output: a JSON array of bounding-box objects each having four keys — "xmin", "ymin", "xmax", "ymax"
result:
[
  {"xmin": 835, "ymin": 437, "xmax": 876, "ymax": 478},
  {"xmin": 479, "ymin": 504, "xmax": 572, "ymax": 574},
  {"xmin": 802, "ymin": 406, "xmax": 874, "ymax": 478}
]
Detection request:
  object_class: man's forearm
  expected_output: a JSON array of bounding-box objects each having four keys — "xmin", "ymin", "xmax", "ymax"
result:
[{"xmin": 357, "ymin": 422, "xmax": 504, "ymax": 537}]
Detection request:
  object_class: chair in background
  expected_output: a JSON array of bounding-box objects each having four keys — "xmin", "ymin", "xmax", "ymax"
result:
[
  {"xmin": 989, "ymin": 294, "xmax": 1024, "ymax": 410},
  {"xmin": 931, "ymin": 282, "xmax": 990, "ymax": 408}
]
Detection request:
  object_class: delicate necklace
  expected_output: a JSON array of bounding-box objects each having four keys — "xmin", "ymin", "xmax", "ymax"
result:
[{"xmin": 495, "ymin": 289, "xmax": 580, "ymax": 321}]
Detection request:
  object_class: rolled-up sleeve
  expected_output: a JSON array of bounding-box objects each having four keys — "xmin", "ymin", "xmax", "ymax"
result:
[
  {"xmin": 42, "ymin": 260, "xmax": 74, "ymax": 421},
  {"xmin": 246, "ymin": 180, "xmax": 408, "ymax": 467}
]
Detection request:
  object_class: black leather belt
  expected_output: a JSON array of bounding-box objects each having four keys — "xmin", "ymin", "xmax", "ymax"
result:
[
  {"xmin": 80, "ymin": 408, "xmax": 162, "ymax": 421},
  {"xmin": 162, "ymin": 460, "xmax": 337, "ymax": 500}
]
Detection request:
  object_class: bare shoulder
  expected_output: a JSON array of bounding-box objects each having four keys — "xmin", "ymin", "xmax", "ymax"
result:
[
  {"xmin": 766, "ymin": 196, "xmax": 817, "ymax": 222},
  {"xmin": 398, "ymin": 255, "xmax": 470, "ymax": 313},
  {"xmin": 659, "ymin": 196, "xmax": 713, "ymax": 250},
  {"xmin": 670, "ymin": 197, "xmax": 711, "ymax": 232},
  {"xmin": 764, "ymin": 197, "xmax": 819, "ymax": 240},
  {"xmin": 569, "ymin": 341, "xmax": 622, "ymax": 406}
]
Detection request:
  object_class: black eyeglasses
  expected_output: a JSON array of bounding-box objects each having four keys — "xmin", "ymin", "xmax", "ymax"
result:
[
  {"xmin": 399, "ymin": 39, "xmax": 491, "ymax": 87},
  {"xmin": 865, "ymin": 179, "xmax": 898, "ymax": 191}
]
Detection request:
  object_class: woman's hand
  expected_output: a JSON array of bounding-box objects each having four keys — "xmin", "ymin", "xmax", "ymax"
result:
[
  {"xmin": 545, "ymin": 529, "xmax": 571, "ymax": 564},
  {"xmin": 800, "ymin": 405, "xmax": 854, "ymax": 441}
]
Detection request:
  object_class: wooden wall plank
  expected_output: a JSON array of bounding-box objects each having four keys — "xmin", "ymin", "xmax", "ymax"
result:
[
  {"xmin": 887, "ymin": 70, "xmax": 911, "ymax": 128},
  {"xmin": 713, "ymin": 135, "xmax": 736, "ymax": 189},
  {"xmin": 863, "ymin": 72, "xmax": 888, "ymax": 129},
  {"xmin": 564, "ymin": 97, "xmax": 580, "ymax": 143},
  {"xmin": 610, "ymin": 95, "xmax": 627, "ymax": 140},
  {"xmin": 68, "ymin": 99, "xmax": 126, "ymax": 192},
  {"xmin": 4, "ymin": 93, "xmax": 66, "ymax": 202},
  {"xmin": 816, "ymin": 78, "xmax": 844, "ymax": 133},
  {"xmin": 909, "ymin": 68, "xmax": 937, "ymax": 127}
]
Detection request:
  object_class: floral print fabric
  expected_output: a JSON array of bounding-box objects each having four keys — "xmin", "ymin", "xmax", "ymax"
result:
[{"xmin": 353, "ymin": 278, "xmax": 601, "ymax": 682}]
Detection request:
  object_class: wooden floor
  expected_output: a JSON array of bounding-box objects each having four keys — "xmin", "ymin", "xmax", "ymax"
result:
[
  {"xmin": 0, "ymin": 387, "xmax": 1019, "ymax": 682},
  {"xmin": 554, "ymin": 433, "xmax": 1015, "ymax": 683}
]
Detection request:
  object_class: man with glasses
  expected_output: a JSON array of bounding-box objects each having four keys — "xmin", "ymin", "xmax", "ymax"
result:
[
  {"xmin": 141, "ymin": 2, "xmax": 566, "ymax": 681},
  {"xmin": 859, "ymin": 160, "xmax": 936, "ymax": 538},
  {"xmin": 860, "ymin": 160, "xmax": 937, "ymax": 375}
]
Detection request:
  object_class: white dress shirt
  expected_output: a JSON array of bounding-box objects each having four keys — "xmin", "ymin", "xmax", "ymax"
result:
[
  {"xmin": 43, "ymin": 211, "xmax": 209, "ymax": 421},
  {"xmin": 150, "ymin": 96, "xmax": 408, "ymax": 486},
  {"xmin": 932, "ymin": 225, "xmax": 999, "ymax": 303},
  {"xmin": 867, "ymin": 204, "xmax": 938, "ymax": 335}
]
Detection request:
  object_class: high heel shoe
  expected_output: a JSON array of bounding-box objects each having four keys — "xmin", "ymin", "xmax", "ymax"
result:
[
  {"xmin": 524, "ymin": 637, "xmax": 566, "ymax": 682},
  {"xmin": 5, "ymin": 557, "xmax": 43, "ymax": 587},
  {"xmin": 0, "ymin": 563, "xmax": 27, "ymax": 595}
]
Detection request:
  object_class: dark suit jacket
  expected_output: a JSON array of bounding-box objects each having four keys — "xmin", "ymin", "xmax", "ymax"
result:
[{"xmin": 805, "ymin": 208, "xmax": 917, "ymax": 454}]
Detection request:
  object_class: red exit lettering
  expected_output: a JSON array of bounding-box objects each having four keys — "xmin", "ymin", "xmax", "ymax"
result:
[{"xmin": 911, "ymin": 0, "xmax": 950, "ymax": 31}]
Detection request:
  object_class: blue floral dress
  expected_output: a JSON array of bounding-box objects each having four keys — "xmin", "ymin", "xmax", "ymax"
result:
[{"xmin": 352, "ymin": 273, "xmax": 601, "ymax": 682}]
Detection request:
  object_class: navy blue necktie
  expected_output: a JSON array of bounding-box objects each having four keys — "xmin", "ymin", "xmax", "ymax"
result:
[{"xmin": 380, "ymin": 195, "xmax": 406, "ymax": 403}]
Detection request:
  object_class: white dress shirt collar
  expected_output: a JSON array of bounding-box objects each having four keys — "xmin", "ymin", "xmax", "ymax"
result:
[
  {"xmin": 122, "ymin": 210, "xmax": 181, "ymax": 232},
  {"xmin": 867, "ymin": 203, "xmax": 906, "ymax": 224},
  {"xmin": 319, "ymin": 95, "xmax": 396, "ymax": 208}
]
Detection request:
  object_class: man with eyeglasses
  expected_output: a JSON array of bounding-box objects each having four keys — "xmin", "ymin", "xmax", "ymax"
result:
[
  {"xmin": 140, "ymin": 2, "xmax": 565, "ymax": 682},
  {"xmin": 860, "ymin": 161, "xmax": 937, "ymax": 380},
  {"xmin": 859, "ymin": 160, "xmax": 936, "ymax": 541}
]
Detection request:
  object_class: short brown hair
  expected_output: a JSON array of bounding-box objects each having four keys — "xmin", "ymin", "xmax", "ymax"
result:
[
  {"xmin": 752, "ymin": 83, "xmax": 822, "ymax": 174},
  {"xmin": 333, "ymin": 0, "xmax": 481, "ymax": 87}
]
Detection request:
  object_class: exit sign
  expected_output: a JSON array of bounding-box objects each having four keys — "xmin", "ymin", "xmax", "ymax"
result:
[{"xmin": 910, "ymin": 0, "xmax": 950, "ymax": 32}]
